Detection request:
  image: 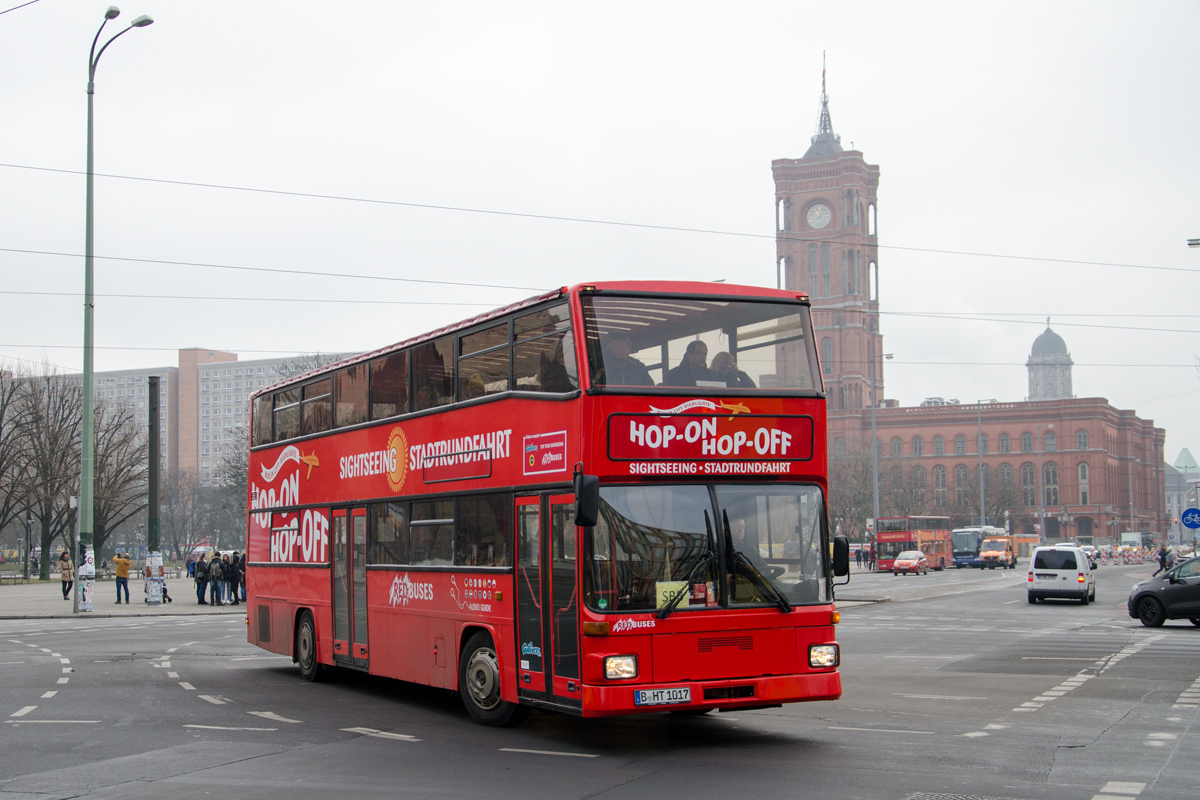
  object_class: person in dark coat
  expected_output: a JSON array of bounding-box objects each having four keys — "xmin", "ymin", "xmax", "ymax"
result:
[
  {"xmin": 194, "ymin": 554, "xmax": 209, "ymax": 605},
  {"xmin": 227, "ymin": 552, "xmax": 241, "ymax": 606},
  {"xmin": 596, "ymin": 331, "xmax": 653, "ymax": 387},
  {"xmin": 665, "ymin": 341, "xmax": 720, "ymax": 387}
]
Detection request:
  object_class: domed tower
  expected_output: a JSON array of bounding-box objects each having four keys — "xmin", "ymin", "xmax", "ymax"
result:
[{"xmin": 1027, "ymin": 322, "xmax": 1073, "ymax": 400}]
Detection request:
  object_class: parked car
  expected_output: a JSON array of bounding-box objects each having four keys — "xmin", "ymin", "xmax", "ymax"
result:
[
  {"xmin": 1027, "ymin": 545, "xmax": 1095, "ymax": 604},
  {"xmin": 1127, "ymin": 557, "xmax": 1200, "ymax": 627},
  {"xmin": 893, "ymin": 550, "xmax": 929, "ymax": 576}
]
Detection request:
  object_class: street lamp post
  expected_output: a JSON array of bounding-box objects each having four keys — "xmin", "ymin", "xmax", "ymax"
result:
[
  {"xmin": 23, "ymin": 514, "xmax": 32, "ymax": 581},
  {"xmin": 977, "ymin": 399, "xmax": 996, "ymax": 526},
  {"xmin": 1037, "ymin": 423, "xmax": 1053, "ymax": 544},
  {"xmin": 868, "ymin": 352, "xmax": 893, "ymax": 534},
  {"xmin": 79, "ymin": 6, "xmax": 153, "ymax": 612}
]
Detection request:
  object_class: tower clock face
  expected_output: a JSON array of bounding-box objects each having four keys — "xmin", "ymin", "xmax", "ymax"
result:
[{"xmin": 806, "ymin": 203, "xmax": 832, "ymax": 229}]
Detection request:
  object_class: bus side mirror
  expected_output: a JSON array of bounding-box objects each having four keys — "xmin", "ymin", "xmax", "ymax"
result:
[
  {"xmin": 832, "ymin": 535, "xmax": 850, "ymax": 577},
  {"xmin": 574, "ymin": 472, "xmax": 599, "ymax": 527}
]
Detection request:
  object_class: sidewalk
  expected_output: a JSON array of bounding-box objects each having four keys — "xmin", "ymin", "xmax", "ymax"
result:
[{"xmin": 0, "ymin": 576, "xmax": 246, "ymax": 619}]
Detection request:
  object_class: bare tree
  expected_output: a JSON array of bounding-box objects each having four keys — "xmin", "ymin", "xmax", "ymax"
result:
[
  {"xmin": 16, "ymin": 369, "xmax": 81, "ymax": 579},
  {"xmin": 277, "ymin": 352, "xmax": 344, "ymax": 381},
  {"xmin": 91, "ymin": 400, "xmax": 149, "ymax": 558},
  {"xmin": 0, "ymin": 365, "xmax": 26, "ymax": 535},
  {"xmin": 160, "ymin": 469, "xmax": 205, "ymax": 562},
  {"xmin": 828, "ymin": 443, "xmax": 876, "ymax": 543},
  {"xmin": 881, "ymin": 460, "xmax": 929, "ymax": 518}
]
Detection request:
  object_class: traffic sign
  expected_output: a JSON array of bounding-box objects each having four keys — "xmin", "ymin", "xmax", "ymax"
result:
[{"xmin": 1182, "ymin": 508, "xmax": 1200, "ymax": 529}]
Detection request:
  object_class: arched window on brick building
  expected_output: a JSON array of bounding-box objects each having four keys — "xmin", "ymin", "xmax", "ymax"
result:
[{"xmin": 1021, "ymin": 463, "xmax": 1037, "ymax": 505}]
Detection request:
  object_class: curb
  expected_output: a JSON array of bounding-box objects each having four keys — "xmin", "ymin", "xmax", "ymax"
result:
[
  {"xmin": 836, "ymin": 595, "xmax": 891, "ymax": 604},
  {"xmin": 0, "ymin": 609, "xmax": 247, "ymax": 621}
]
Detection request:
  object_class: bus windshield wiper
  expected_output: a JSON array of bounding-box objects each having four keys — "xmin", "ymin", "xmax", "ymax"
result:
[
  {"xmin": 723, "ymin": 509, "xmax": 792, "ymax": 613},
  {"xmin": 656, "ymin": 512, "xmax": 716, "ymax": 620}
]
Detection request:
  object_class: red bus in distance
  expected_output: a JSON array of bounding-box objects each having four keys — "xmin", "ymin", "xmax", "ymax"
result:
[
  {"xmin": 244, "ymin": 280, "xmax": 849, "ymax": 725},
  {"xmin": 874, "ymin": 516, "xmax": 952, "ymax": 572}
]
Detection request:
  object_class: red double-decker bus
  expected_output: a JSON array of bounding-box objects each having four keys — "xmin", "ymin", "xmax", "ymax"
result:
[
  {"xmin": 874, "ymin": 516, "xmax": 952, "ymax": 571},
  {"xmin": 244, "ymin": 280, "xmax": 848, "ymax": 725}
]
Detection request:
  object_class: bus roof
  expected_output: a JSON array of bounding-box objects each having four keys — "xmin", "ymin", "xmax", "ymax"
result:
[{"xmin": 253, "ymin": 280, "xmax": 809, "ymax": 399}]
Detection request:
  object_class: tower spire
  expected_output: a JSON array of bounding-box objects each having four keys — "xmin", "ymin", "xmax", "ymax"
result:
[{"xmin": 803, "ymin": 52, "xmax": 842, "ymax": 158}]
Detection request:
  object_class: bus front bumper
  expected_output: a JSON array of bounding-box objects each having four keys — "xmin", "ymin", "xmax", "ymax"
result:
[{"xmin": 580, "ymin": 672, "xmax": 841, "ymax": 717}]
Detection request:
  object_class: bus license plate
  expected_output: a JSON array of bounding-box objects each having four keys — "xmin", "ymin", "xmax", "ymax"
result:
[{"xmin": 634, "ymin": 687, "xmax": 691, "ymax": 706}]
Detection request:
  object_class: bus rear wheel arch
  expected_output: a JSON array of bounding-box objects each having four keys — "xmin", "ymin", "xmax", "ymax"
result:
[{"xmin": 458, "ymin": 630, "xmax": 528, "ymax": 727}]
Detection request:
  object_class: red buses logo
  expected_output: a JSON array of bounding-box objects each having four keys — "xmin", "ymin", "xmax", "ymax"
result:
[
  {"xmin": 611, "ymin": 617, "xmax": 656, "ymax": 633},
  {"xmin": 388, "ymin": 573, "xmax": 434, "ymax": 607}
]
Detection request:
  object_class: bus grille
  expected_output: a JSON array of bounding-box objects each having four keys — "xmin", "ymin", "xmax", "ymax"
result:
[{"xmin": 698, "ymin": 635, "xmax": 754, "ymax": 653}]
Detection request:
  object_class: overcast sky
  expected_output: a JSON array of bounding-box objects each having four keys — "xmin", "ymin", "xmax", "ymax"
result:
[{"xmin": 1, "ymin": 1, "xmax": 1198, "ymax": 463}]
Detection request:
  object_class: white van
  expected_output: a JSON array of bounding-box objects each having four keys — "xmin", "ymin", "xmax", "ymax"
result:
[{"xmin": 1028, "ymin": 545, "xmax": 1096, "ymax": 605}]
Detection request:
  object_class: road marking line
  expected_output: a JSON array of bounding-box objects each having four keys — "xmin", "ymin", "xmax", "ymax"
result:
[
  {"xmin": 827, "ymin": 726, "xmax": 935, "ymax": 735},
  {"xmin": 6, "ymin": 640, "xmax": 21, "ymax": 644},
  {"xmin": 179, "ymin": 682, "xmax": 196, "ymax": 690},
  {"xmin": 498, "ymin": 747, "xmax": 597, "ymax": 757},
  {"xmin": 1023, "ymin": 657, "xmax": 1095, "ymax": 660},
  {"xmin": 167, "ymin": 672, "xmax": 179, "ymax": 678},
  {"xmin": 57, "ymin": 678, "xmax": 68, "ymax": 684},
  {"xmin": 61, "ymin": 668, "xmax": 71, "ymax": 673},
  {"xmin": 185, "ymin": 724, "xmax": 278, "ymax": 731},
  {"xmin": 59, "ymin": 658, "xmax": 69, "ymax": 664},
  {"xmin": 11, "ymin": 706, "xmax": 37, "ymax": 717},
  {"xmin": 962, "ymin": 731, "xmax": 988, "ymax": 737},
  {"xmin": 4, "ymin": 719, "xmax": 99, "ymax": 724},
  {"xmin": 0, "ymin": 661, "xmax": 24, "ymax": 664},
  {"xmin": 198, "ymin": 695, "xmax": 227, "ymax": 705},
  {"xmin": 248, "ymin": 711, "xmax": 302, "ymax": 724},
  {"xmin": 181, "ymin": 641, "xmax": 198, "ymax": 646},
  {"xmin": 1100, "ymin": 781, "xmax": 1145, "ymax": 794},
  {"xmin": 41, "ymin": 691, "xmax": 57, "ymax": 699},
  {"xmin": 342, "ymin": 726, "xmax": 421, "ymax": 742},
  {"xmin": 894, "ymin": 694, "xmax": 986, "ymax": 700},
  {"xmin": 167, "ymin": 648, "xmax": 178, "ymax": 653},
  {"xmin": 985, "ymin": 723, "xmax": 1009, "ymax": 730}
]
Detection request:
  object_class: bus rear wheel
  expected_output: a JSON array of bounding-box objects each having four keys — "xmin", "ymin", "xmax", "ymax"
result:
[
  {"xmin": 296, "ymin": 611, "xmax": 323, "ymax": 682},
  {"xmin": 459, "ymin": 631, "xmax": 529, "ymax": 727}
]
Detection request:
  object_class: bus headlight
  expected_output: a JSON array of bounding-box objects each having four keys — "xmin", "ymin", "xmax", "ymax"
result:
[
  {"xmin": 809, "ymin": 644, "xmax": 839, "ymax": 669},
  {"xmin": 604, "ymin": 655, "xmax": 638, "ymax": 680}
]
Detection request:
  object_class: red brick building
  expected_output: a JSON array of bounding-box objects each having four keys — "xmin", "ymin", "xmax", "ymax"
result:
[{"xmin": 774, "ymin": 81, "xmax": 1166, "ymax": 544}]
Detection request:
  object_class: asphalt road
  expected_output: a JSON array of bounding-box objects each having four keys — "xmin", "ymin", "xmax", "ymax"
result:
[{"xmin": 1, "ymin": 561, "xmax": 1197, "ymax": 800}]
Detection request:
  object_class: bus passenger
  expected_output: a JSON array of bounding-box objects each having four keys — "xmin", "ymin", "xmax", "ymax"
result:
[
  {"xmin": 463, "ymin": 374, "xmax": 486, "ymax": 400},
  {"xmin": 413, "ymin": 380, "xmax": 440, "ymax": 411},
  {"xmin": 597, "ymin": 331, "xmax": 653, "ymax": 387},
  {"xmin": 710, "ymin": 352, "xmax": 756, "ymax": 388},
  {"xmin": 539, "ymin": 338, "xmax": 576, "ymax": 392},
  {"xmin": 665, "ymin": 341, "xmax": 720, "ymax": 387}
]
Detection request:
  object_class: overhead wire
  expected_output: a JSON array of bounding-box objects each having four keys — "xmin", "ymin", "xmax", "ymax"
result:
[{"xmin": 2, "ymin": 162, "xmax": 1197, "ymax": 276}]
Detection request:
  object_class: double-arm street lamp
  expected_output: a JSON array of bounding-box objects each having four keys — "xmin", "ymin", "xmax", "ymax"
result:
[{"xmin": 79, "ymin": 6, "xmax": 153, "ymax": 611}]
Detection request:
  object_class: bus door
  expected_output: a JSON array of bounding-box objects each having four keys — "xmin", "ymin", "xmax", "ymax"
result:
[
  {"xmin": 332, "ymin": 507, "xmax": 369, "ymax": 667},
  {"xmin": 515, "ymin": 494, "xmax": 581, "ymax": 709}
]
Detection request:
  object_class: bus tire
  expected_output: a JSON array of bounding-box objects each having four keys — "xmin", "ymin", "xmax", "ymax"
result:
[
  {"xmin": 296, "ymin": 611, "xmax": 323, "ymax": 683},
  {"xmin": 459, "ymin": 631, "xmax": 528, "ymax": 727}
]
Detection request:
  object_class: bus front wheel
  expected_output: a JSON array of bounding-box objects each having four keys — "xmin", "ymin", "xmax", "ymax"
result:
[
  {"xmin": 459, "ymin": 631, "xmax": 529, "ymax": 727},
  {"xmin": 296, "ymin": 611, "xmax": 323, "ymax": 683}
]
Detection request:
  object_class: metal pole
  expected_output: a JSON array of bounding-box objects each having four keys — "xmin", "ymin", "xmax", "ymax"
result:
[
  {"xmin": 148, "ymin": 375, "xmax": 159, "ymax": 552},
  {"xmin": 1037, "ymin": 425, "xmax": 1045, "ymax": 544},
  {"xmin": 869, "ymin": 353, "xmax": 880, "ymax": 528},
  {"xmin": 23, "ymin": 515, "xmax": 30, "ymax": 582},
  {"xmin": 78, "ymin": 9, "xmax": 154, "ymax": 613}
]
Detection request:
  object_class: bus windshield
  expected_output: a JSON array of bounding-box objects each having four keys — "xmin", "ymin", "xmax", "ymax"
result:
[
  {"xmin": 951, "ymin": 530, "xmax": 981, "ymax": 555},
  {"xmin": 583, "ymin": 483, "xmax": 827, "ymax": 613},
  {"xmin": 582, "ymin": 295, "xmax": 820, "ymax": 392}
]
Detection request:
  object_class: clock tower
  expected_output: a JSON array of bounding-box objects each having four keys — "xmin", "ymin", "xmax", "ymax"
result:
[{"xmin": 772, "ymin": 74, "xmax": 881, "ymax": 437}]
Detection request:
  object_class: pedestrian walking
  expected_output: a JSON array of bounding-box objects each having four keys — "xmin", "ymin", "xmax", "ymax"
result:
[
  {"xmin": 209, "ymin": 553, "xmax": 225, "ymax": 606},
  {"xmin": 113, "ymin": 551, "xmax": 131, "ymax": 604},
  {"xmin": 868, "ymin": 546, "xmax": 876, "ymax": 571},
  {"xmin": 855, "ymin": 548, "xmax": 863, "ymax": 568},
  {"xmin": 1153, "ymin": 544, "xmax": 1168, "ymax": 577},
  {"xmin": 57, "ymin": 550, "xmax": 73, "ymax": 600},
  {"xmin": 194, "ymin": 553, "xmax": 209, "ymax": 604},
  {"xmin": 227, "ymin": 552, "xmax": 241, "ymax": 606}
]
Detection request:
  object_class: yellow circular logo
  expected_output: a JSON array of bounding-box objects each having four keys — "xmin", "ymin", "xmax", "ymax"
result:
[{"xmin": 386, "ymin": 427, "xmax": 408, "ymax": 493}]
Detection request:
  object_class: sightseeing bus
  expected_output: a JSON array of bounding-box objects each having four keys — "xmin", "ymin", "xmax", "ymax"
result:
[
  {"xmin": 244, "ymin": 280, "xmax": 848, "ymax": 725},
  {"xmin": 875, "ymin": 516, "xmax": 952, "ymax": 571}
]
